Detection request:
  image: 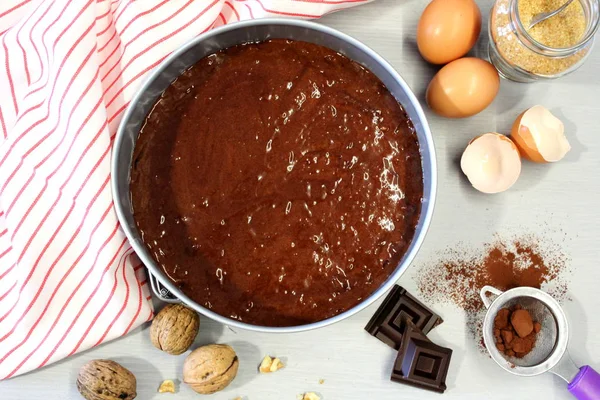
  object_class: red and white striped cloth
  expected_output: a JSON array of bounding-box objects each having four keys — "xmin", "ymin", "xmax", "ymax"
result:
[{"xmin": 0, "ymin": 0, "xmax": 371, "ymax": 380}]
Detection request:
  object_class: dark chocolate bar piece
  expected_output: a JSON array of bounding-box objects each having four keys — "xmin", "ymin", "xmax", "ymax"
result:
[
  {"xmin": 364, "ymin": 285, "xmax": 442, "ymax": 350},
  {"xmin": 391, "ymin": 321, "xmax": 452, "ymax": 393}
]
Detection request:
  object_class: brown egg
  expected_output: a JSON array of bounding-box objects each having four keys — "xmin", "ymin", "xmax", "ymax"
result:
[
  {"xmin": 417, "ymin": 0, "xmax": 482, "ymax": 65},
  {"xmin": 426, "ymin": 58, "xmax": 500, "ymax": 118}
]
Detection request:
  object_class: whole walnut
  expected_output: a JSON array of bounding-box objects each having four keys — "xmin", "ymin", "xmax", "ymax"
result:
[
  {"xmin": 183, "ymin": 344, "xmax": 239, "ymax": 394},
  {"xmin": 77, "ymin": 359, "xmax": 136, "ymax": 400},
  {"xmin": 150, "ymin": 304, "xmax": 200, "ymax": 355}
]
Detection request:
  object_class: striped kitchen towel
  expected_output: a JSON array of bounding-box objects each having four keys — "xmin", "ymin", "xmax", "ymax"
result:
[{"xmin": 0, "ymin": 0, "xmax": 372, "ymax": 380}]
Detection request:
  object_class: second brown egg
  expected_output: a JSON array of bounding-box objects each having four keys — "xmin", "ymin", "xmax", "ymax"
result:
[
  {"xmin": 417, "ymin": 0, "xmax": 482, "ymax": 65},
  {"xmin": 426, "ymin": 58, "xmax": 500, "ymax": 118}
]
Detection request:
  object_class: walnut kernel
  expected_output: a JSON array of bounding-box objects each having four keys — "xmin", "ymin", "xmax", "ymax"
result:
[
  {"xmin": 298, "ymin": 393, "xmax": 321, "ymax": 400},
  {"xmin": 158, "ymin": 379, "xmax": 175, "ymax": 393},
  {"xmin": 259, "ymin": 355, "xmax": 284, "ymax": 373}
]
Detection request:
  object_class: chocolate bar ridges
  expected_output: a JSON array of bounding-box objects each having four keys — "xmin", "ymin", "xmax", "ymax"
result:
[
  {"xmin": 364, "ymin": 285, "xmax": 442, "ymax": 350},
  {"xmin": 391, "ymin": 320, "xmax": 452, "ymax": 393}
]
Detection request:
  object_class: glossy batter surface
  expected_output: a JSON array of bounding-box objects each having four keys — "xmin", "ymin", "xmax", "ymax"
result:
[{"xmin": 130, "ymin": 39, "xmax": 423, "ymax": 326}]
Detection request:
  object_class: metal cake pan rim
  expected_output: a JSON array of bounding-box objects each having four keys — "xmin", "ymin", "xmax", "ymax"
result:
[{"xmin": 111, "ymin": 18, "xmax": 437, "ymax": 333}]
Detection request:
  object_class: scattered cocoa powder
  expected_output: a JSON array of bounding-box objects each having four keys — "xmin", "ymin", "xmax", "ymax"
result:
[
  {"xmin": 415, "ymin": 234, "xmax": 570, "ymax": 352},
  {"xmin": 494, "ymin": 306, "xmax": 540, "ymax": 358}
]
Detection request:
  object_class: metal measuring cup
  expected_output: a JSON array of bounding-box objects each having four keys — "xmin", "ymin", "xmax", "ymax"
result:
[{"xmin": 480, "ymin": 286, "xmax": 600, "ymax": 399}]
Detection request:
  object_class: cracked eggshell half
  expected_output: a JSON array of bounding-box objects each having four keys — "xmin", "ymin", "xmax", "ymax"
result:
[
  {"xmin": 511, "ymin": 105, "xmax": 571, "ymax": 163},
  {"xmin": 460, "ymin": 133, "xmax": 522, "ymax": 194}
]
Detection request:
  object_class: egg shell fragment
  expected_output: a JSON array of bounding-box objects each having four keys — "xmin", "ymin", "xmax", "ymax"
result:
[
  {"xmin": 510, "ymin": 105, "xmax": 571, "ymax": 163},
  {"xmin": 460, "ymin": 133, "xmax": 522, "ymax": 194}
]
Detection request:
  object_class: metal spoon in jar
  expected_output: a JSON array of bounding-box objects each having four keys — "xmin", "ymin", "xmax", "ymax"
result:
[{"xmin": 528, "ymin": 0, "xmax": 576, "ymax": 29}]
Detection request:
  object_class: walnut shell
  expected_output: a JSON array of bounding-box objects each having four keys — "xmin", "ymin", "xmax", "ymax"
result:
[
  {"xmin": 76, "ymin": 360, "xmax": 136, "ymax": 400},
  {"xmin": 150, "ymin": 304, "xmax": 200, "ymax": 355},
  {"xmin": 183, "ymin": 344, "xmax": 239, "ymax": 394}
]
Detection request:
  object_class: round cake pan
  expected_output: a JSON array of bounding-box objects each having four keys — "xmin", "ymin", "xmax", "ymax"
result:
[{"xmin": 111, "ymin": 18, "xmax": 437, "ymax": 333}]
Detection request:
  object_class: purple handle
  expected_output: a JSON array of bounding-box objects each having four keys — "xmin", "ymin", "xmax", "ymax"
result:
[{"xmin": 568, "ymin": 366, "xmax": 600, "ymax": 400}]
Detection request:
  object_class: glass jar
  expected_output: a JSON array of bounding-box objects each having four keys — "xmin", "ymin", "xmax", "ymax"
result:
[{"xmin": 488, "ymin": 0, "xmax": 600, "ymax": 82}]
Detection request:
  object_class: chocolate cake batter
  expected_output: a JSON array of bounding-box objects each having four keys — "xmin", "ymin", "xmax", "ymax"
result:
[{"xmin": 130, "ymin": 39, "xmax": 423, "ymax": 326}]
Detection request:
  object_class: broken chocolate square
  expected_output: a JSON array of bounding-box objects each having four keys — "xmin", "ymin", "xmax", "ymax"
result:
[
  {"xmin": 391, "ymin": 321, "xmax": 452, "ymax": 393},
  {"xmin": 364, "ymin": 285, "xmax": 442, "ymax": 349}
]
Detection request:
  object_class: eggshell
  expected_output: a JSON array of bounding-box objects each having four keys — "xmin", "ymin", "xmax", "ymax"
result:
[
  {"xmin": 510, "ymin": 105, "xmax": 570, "ymax": 163},
  {"xmin": 511, "ymin": 111, "xmax": 546, "ymax": 162},
  {"xmin": 426, "ymin": 58, "xmax": 500, "ymax": 118},
  {"xmin": 460, "ymin": 133, "xmax": 522, "ymax": 194},
  {"xmin": 417, "ymin": 0, "xmax": 482, "ymax": 65}
]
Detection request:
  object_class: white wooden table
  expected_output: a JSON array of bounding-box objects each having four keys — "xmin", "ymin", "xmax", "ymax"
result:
[{"xmin": 3, "ymin": 0, "xmax": 600, "ymax": 398}]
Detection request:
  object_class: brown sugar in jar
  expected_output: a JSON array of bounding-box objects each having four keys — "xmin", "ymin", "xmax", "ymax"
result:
[
  {"xmin": 130, "ymin": 39, "xmax": 424, "ymax": 327},
  {"xmin": 488, "ymin": 0, "xmax": 599, "ymax": 81}
]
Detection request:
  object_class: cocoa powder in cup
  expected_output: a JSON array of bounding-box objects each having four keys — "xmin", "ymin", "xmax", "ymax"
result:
[{"xmin": 415, "ymin": 235, "xmax": 569, "ymax": 351}]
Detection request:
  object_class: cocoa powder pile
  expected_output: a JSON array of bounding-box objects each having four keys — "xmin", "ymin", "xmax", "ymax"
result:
[
  {"xmin": 415, "ymin": 235, "xmax": 570, "ymax": 351},
  {"xmin": 493, "ymin": 306, "xmax": 541, "ymax": 358}
]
